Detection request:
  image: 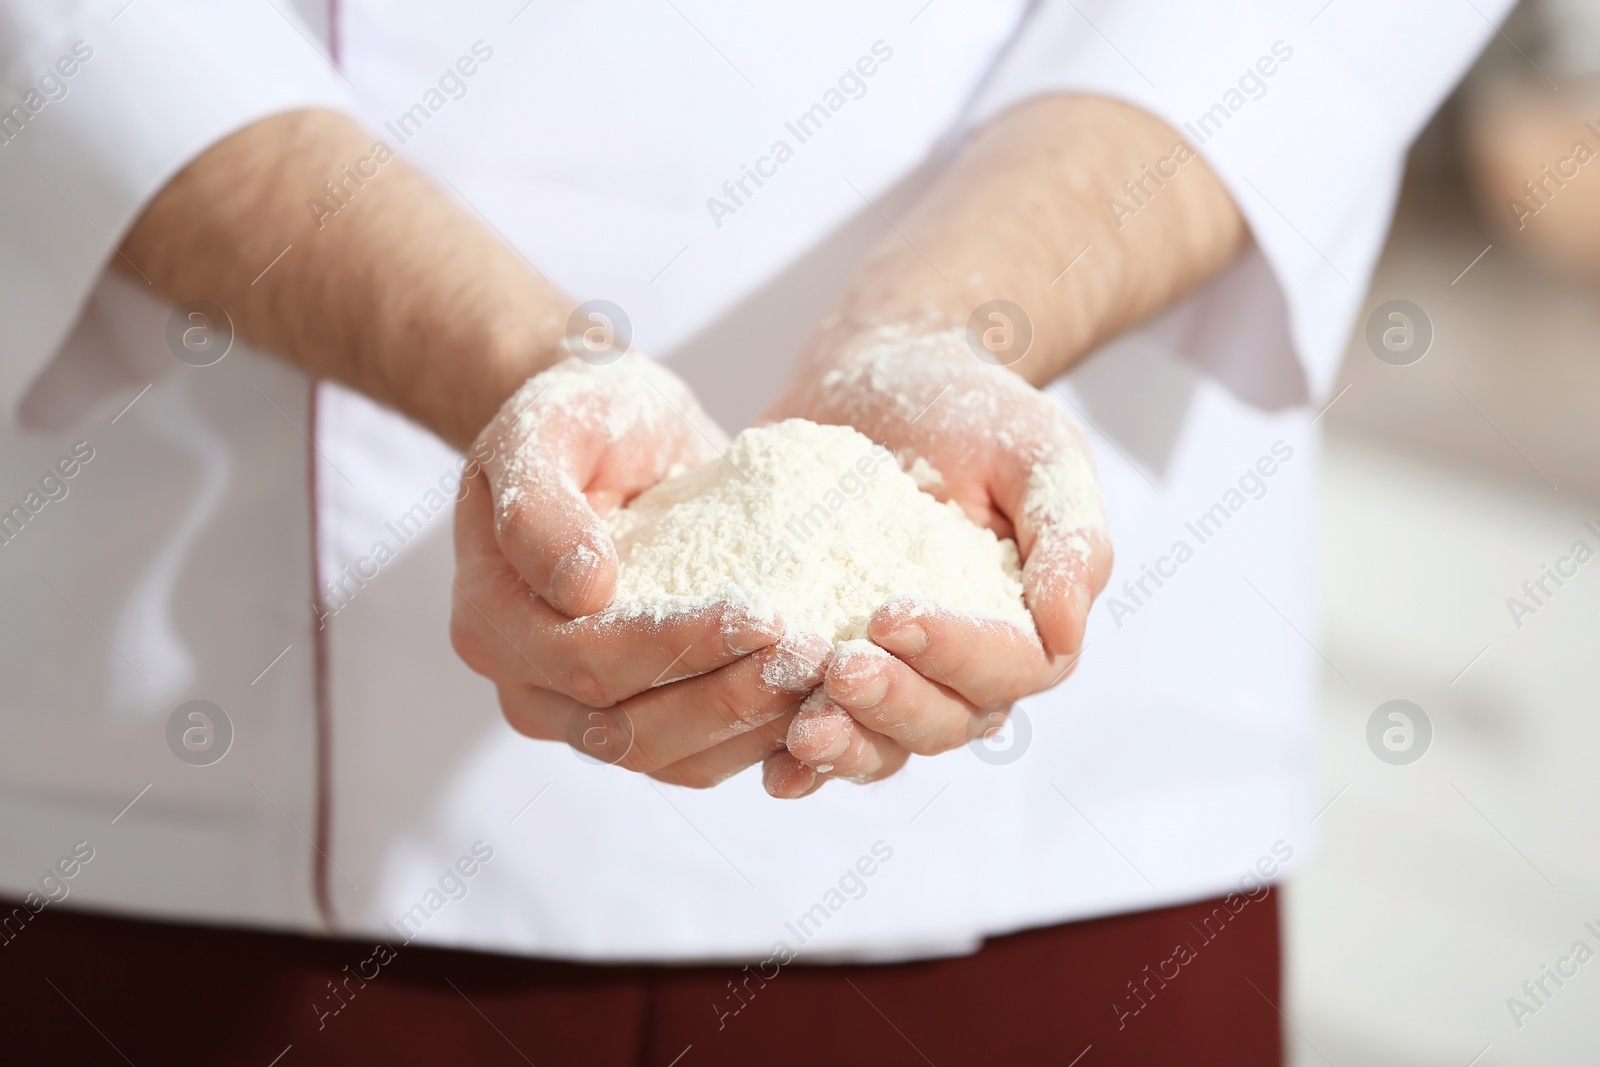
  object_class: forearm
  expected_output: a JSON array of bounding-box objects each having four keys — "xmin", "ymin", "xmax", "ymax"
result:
[
  {"xmin": 804, "ymin": 94, "xmax": 1246, "ymax": 384},
  {"xmin": 119, "ymin": 109, "xmax": 569, "ymax": 449}
]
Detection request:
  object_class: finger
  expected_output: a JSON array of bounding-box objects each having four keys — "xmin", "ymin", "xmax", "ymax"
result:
[
  {"xmin": 650, "ymin": 710, "xmax": 796, "ymax": 789},
  {"xmin": 454, "ymin": 575, "xmax": 784, "ymax": 709},
  {"xmin": 496, "ymin": 684, "xmax": 645, "ymax": 770},
  {"xmin": 481, "ymin": 429, "xmax": 619, "ymax": 618},
  {"xmin": 785, "ymin": 695, "xmax": 910, "ymax": 782},
  {"xmin": 454, "ymin": 470, "xmax": 786, "ymax": 703},
  {"xmin": 552, "ymin": 604, "xmax": 786, "ymax": 707},
  {"xmin": 495, "ymin": 682, "xmax": 581, "ymax": 742},
  {"xmin": 822, "ymin": 638, "xmax": 977, "ymax": 754},
  {"xmin": 455, "ymin": 465, "xmax": 602, "ymax": 637},
  {"xmin": 1022, "ymin": 524, "xmax": 1113, "ymax": 658},
  {"xmin": 991, "ymin": 435, "xmax": 1112, "ymax": 657},
  {"xmin": 611, "ymin": 634, "xmax": 831, "ymax": 773},
  {"xmin": 478, "ymin": 360, "xmax": 730, "ymax": 618},
  {"xmin": 867, "ymin": 597, "xmax": 1071, "ymax": 708},
  {"xmin": 762, "ymin": 750, "xmax": 821, "ymax": 799},
  {"xmin": 495, "ymin": 642, "xmax": 830, "ymax": 780},
  {"xmin": 453, "ymin": 577, "xmax": 780, "ymax": 706}
]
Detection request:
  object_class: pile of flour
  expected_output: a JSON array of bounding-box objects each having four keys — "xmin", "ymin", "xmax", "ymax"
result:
[
  {"xmin": 603, "ymin": 419, "xmax": 1034, "ymax": 645},
  {"xmin": 817, "ymin": 326, "xmax": 1108, "ymax": 580}
]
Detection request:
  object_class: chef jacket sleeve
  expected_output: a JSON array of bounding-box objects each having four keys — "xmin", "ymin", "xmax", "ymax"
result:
[
  {"xmin": 963, "ymin": 0, "xmax": 1517, "ymax": 408},
  {"xmin": 0, "ymin": 0, "xmax": 359, "ymax": 430}
]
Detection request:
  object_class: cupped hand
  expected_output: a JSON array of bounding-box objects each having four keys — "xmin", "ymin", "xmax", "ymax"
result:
[
  {"xmin": 450, "ymin": 354, "xmax": 830, "ymax": 786},
  {"xmin": 759, "ymin": 327, "xmax": 1113, "ymax": 797}
]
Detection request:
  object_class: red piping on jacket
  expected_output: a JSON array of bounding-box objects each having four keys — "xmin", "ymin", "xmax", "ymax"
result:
[{"xmin": 307, "ymin": 0, "xmax": 343, "ymax": 931}]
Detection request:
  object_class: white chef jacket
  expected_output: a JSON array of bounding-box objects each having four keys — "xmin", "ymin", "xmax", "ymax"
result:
[{"xmin": 0, "ymin": 0, "xmax": 1506, "ymax": 961}]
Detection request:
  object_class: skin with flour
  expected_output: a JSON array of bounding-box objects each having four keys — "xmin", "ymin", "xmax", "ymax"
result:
[
  {"xmin": 751, "ymin": 91, "xmax": 1244, "ymax": 795},
  {"xmin": 117, "ymin": 95, "xmax": 1245, "ymax": 794},
  {"xmin": 758, "ymin": 325, "xmax": 1112, "ymax": 791}
]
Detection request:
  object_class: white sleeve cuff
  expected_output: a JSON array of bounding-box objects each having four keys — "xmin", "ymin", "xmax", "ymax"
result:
[
  {"xmin": 0, "ymin": 0, "xmax": 360, "ymax": 429},
  {"xmin": 964, "ymin": 0, "xmax": 1513, "ymax": 407}
]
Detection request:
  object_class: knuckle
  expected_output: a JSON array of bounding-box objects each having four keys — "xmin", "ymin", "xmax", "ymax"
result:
[
  {"xmin": 720, "ymin": 685, "xmax": 783, "ymax": 732},
  {"xmin": 855, "ymin": 696, "xmax": 913, "ymax": 740},
  {"xmin": 935, "ymin": 639, "xmax": 975, "ymax": 680},
  {"xmin": 570, "ymin": 705, "xmax": 644, "ymax": 767},
  {"xmin": 491, "ymin": 499, "xmax": 546, "ymax": 566},
  {"xmin": 614, "ymin": 738, "xmax": 662, "ymax": 774},
  {"xmin": 603, "ymin": 713, "xmax": 660, "ymax": 773},
  {"xmin": 500, "ymin": 684, "xmax": 572, "ymax": 742}
]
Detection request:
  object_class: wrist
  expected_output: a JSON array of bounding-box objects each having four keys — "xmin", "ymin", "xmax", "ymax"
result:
[
  {"xmin": 793, "ymin": 203, "xmax": 1118, "ymax": 393},
  {"xmin": 476, "ymin": 298, "xmax": 572, "ymax": 413},
  {"xmin": 772, "ymin": 322, "xmax": 1015, "ymax": 429},
  {"xmin": 785, "ymin": 306, "xmax": 1062, "ymax": 404},
  {"xmin": 791, "ymin": 95, "xmax": 1243, "ymax": 393}
]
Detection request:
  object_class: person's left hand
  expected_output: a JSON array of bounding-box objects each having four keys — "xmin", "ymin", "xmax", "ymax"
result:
[{"xmin": 758, "ymin": 327, "xmax": 1113, "ymax": 797}]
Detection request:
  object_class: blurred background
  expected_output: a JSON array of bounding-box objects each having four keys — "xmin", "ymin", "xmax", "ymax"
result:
[{"xmin": 1285, "ymin": 1, "xmax": 1600, "ymax": 1062}]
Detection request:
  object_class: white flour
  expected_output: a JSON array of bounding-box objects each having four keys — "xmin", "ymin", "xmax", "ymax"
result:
[
  {"xmin": 603, "ymin": 419, "xmax": 1035, "ymax": 645},
  {"xmin": 489, "ymin": 354, "xmax": 722, "ymax": 530},
  {"xmin": 492, "ymin": 336, "xmax": 1108, "ymax": 659},
  {"xmin": 817, "ymin": 326, "xmax": 1109, "ymax": 571}
]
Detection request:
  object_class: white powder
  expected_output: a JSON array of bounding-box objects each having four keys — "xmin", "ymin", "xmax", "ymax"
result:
[
  {"xmin": 902, "ymin": 453, "xmax": 944, "ymax": 491},
  {"xmin": 488, "ymin": 354, "xmax": 725, "ymax": 533},
  {"xmin": 817, "ymin": 326, "xmax": 1109, "ymax": 587},
  {"xmin": 602, "ymin": 419, "xmax": 1035, "ymax": 645},
  {"xmin": 1024, "ymin": 448, "xmax": 1106, "ymax": 570},
  {"xmin": 492, "ymin": 333, "xmax": 1108, "ymax": 656}
]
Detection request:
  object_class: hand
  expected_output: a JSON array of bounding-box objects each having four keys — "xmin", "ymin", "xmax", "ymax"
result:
[
  {"xmin": 758, "ymin": 328, "xmax": 1113, "ymax": 797},
  {"xmin": 450, "ymin": 354, "xmax": 832, "ymax": 786}
]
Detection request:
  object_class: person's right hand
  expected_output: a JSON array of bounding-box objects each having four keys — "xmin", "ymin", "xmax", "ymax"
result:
[{"xmin": 450, "ymin": 354, "xmax": 831, "ymax": 787}]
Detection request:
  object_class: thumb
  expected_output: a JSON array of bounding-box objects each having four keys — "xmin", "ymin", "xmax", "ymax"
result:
[
  {"xmin": 1001, "ymin": 445, "xmax": 1111, "ymax": 657},
  {"xmin": 484, "ymin": 445, "xmax": 618, "ymax": 619}
]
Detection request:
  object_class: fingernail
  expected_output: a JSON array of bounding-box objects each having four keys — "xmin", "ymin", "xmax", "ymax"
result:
[
  {"xmin": 764, "ymin": 759, "xmax": 816, "ymax": 798},
  {"xmin": 815, "ymin": 732, "xmax": 850, "ymax": 762},
  {"xmin": 795, "ymin": 729, "xmax": 849, "ymax": 764},
  {"xmin": 549, "ymin": 544, "xmax": 599, "ymax": 613},
  {"xmin": 760, "ymin": 634, "xmax": 833, "ymax": 693},
  {"xmin": 835, "ymin": 673, "xmax": 888, "ymax": 711},
  {"xmin": 876, "ymin": 622, "xmax": 927, "ymax": 657},
  {"xmin": 789, "ymin": 697, "xmax": 851, "ymax": 762},
  {"xmin": 725, "ymin": 615, "xmax": 784, "ymax": 656}
]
